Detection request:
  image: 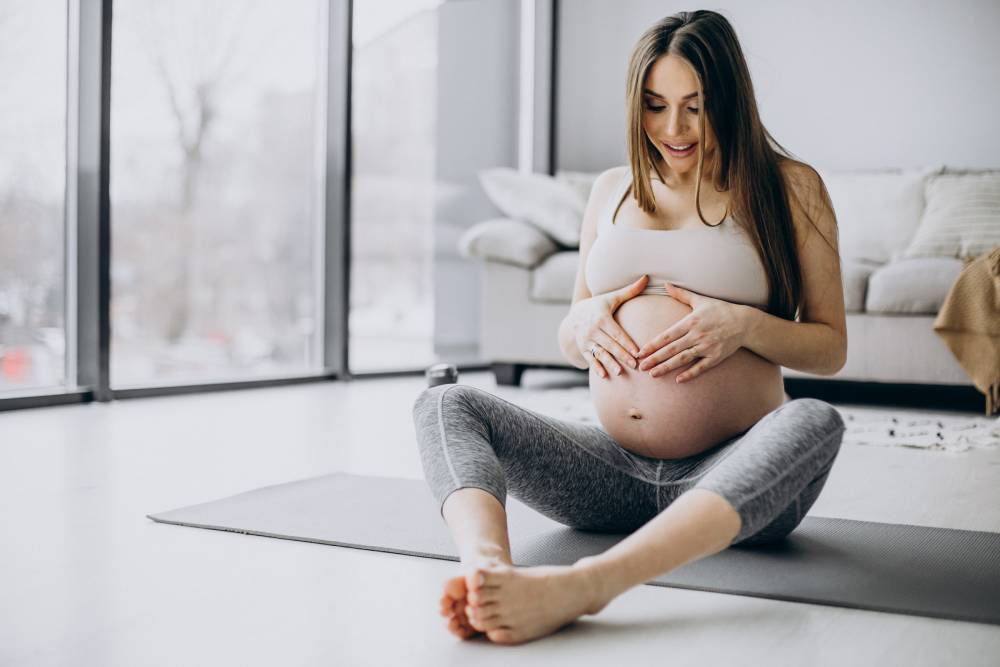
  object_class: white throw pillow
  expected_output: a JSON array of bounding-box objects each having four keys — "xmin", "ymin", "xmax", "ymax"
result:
[
  {"xmin": 457, "ymin": 218, "xmax": 558, "ymax": 269},
  {"xmin": 478, "ymin": 167, "xmax": 587, "ymax": 247},
  {"xmin": 816, "ymin": 166, "xmax": 941, "ymax": 264},
  {"xmin": 903, "ymin": 171, "xmax": 1000, "ymax": 260},
  {"xmin": 554, "ymin": 170, "xmax": 603, "ymax": 207}
]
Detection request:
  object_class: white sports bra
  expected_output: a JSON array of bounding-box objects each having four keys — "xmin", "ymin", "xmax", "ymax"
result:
[{"xmin": 584, "ymin": 168, "xmax": 770, "ymax": 308}]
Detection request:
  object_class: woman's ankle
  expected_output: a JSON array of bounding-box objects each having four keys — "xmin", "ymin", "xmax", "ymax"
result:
[
  {"xmin": 460, "ymin": 543, "xmax": 513, "ymax": 568},
  {"xmin": 571, "ymin": 555, "xmax": 618, "ymax": 615}
]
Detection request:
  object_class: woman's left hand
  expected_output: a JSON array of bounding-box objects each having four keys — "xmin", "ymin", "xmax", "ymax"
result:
[{"xmin": 636, "ymin": 283, "xmax": 751, "ymax": 383}]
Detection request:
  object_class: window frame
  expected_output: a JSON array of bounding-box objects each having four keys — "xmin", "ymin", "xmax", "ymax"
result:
[
  {"xmin": 1, "ymin": 0, "xmax": 355, "ymax": 410},
  {"xmin": 0, "ymin": 0, "xmax": 550, "ymax": 412}
]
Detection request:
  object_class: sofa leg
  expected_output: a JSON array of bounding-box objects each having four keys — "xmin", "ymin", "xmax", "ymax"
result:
[{"xmin": 493, "ymin": 363, "xmax": 527, "ymax": 387}]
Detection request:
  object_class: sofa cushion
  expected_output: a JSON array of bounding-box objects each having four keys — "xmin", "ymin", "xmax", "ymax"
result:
[
  {"xmin": 458, "ymin": 218, "xmax": 558, "ymax": 269},
  {"xmin": 903, "ymin": 171, "xmax": 1000, "ymax": 260},
  {"xmin": 530, "ymin": 251, "xmax": 579, "ymax": 302},
  {"xmin": 478, "ymin": 168, "xmax": 586, "ymax": 247},
  {"xmin": 817, "ymin": 166, "xmax": 940, "ymax": 263},
  {"xmin": 841, "ymin": 258, "xmax": 879, "ymax": 313},
  {"xmin": 865, "ymin": 257, "xmax": 964, "ymax": 314}
]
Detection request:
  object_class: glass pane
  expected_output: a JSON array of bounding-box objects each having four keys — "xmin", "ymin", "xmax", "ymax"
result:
[
  {"xmin": 110, "ymin": 0, "xmax": 325, "ymax": 387},
  {"xmin": 349, "ymin": 1, "xmax": 440, "ymax": 372},
  {"xmin": 0, "ymin": 2, "xmax": 68, "ymax": 394}
]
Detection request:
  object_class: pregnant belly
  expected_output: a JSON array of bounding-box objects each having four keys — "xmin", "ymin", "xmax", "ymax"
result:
[{"xmin": 589, "ymin": 294, "xmax": 785, "ymax": 460}]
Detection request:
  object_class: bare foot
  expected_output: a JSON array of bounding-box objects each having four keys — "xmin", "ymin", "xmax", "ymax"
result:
[
  {"xmin": 439, "ymin": 552, "xmax": 511, "ymax": 640},
  {"xmin": 439, "ymin": 574, "xmax": 481, "ymax": 639},
  {"xmin": 462, "ymin": 560, "xmax": 609, "ymax": 646}
]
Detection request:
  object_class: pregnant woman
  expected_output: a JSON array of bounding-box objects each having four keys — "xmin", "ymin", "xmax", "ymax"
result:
[{"xmin": 413, "ymin": 10, "xmax": 847, "ymax": 646}]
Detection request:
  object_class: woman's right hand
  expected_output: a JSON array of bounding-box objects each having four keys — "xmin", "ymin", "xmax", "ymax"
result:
[{"xmin": 568, "ymin": 274, "xmax": 649, "ymax": 378}]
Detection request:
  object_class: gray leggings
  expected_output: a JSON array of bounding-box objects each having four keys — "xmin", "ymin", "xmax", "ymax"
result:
[{"xmin": 412, "ymin": 384, "xmax": 845, "ymax": 546}]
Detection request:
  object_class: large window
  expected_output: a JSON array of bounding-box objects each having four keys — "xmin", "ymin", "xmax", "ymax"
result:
[
  {"xmin": 0, "ymin": 3, "xmax": 68, "ymax": 395},
  {"xmin": 110, "ymin": 0, "xmax": 326, "ymax": 387},
  {"xmin": 0, "ymin": 0, "xmax": 503, "ymax": 411}
]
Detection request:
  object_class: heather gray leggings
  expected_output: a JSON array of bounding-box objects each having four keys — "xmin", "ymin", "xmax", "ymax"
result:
[{"xmin": 412, "ymin": 384, "xmax": 845, "ymax": 546}]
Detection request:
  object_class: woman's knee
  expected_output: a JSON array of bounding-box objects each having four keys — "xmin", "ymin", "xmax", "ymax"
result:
[
  {"xmin": 783, "ymin": 397, "xmax": 844, "ymax": 428},
  {"xmin": 781, "ymin": 398, "xmax": 845, "ymax": 451},
  {"xmin": 735, "ymin": 507, "xmax": 799, "ymax": 547},
  {"xmin": 411, "ymin": 385, "xmax": 493, "ymax": 449},
  {"xmin": 412, "ymin": 383, "xmax": 481, "ymax": 419}
]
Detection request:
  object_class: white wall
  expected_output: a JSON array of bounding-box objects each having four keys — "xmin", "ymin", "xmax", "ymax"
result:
[{"xmin": 556, "ymin": 0, "xmax": 1000, "ymax": 173}]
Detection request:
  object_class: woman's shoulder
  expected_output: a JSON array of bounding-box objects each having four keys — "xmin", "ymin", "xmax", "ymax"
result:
[
  {"xmin": 595, "ymin": 165, "xmax": 630, "ymax": 191},
  {"xmin": 777, "ymin": 158, "xmax": 838, "ymax": 243},
  {"xmin": 608, "ymin": 164, "xmax": 630, "ymax": 180},
  {"xmin": 778, "ymin": 159, "xmax": 825, "ymax": 204},
  {"xmin": 585, "ymin": 166, "xmax": 630, "ymax": 210}
]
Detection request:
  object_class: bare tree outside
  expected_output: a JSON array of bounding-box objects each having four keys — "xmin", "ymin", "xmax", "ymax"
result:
[
  {"xmin": 111, "ymin": 0, "xmax": 324, "ymax": 386},
  {"xmin": 132, "ymin": 1, "xmax": 256, "ymax": 343}
]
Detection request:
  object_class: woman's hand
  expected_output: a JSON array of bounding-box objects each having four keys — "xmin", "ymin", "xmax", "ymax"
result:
[
  {"xmin": 636, "ymin": 283, "xmax": 752, "ymax": 383},
  {"xmin": 568, "ymin": 275, "xmax": 649, "ymax": 379}
]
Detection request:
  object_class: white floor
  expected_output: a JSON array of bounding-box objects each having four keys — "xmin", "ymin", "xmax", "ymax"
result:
[{"xmin": 1, "ymin": 370, "xmax": 998, "ymax": 666}]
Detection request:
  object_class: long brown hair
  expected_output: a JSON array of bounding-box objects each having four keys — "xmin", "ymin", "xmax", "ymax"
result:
[{"xmin": 624, "ymin": 10, "xmax": 831, "ymax": 320}]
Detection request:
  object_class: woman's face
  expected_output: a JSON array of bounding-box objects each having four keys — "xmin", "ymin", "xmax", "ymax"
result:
[{"xmin": 641, "ymin": 54, "xmax": 717, "ymax": 182}]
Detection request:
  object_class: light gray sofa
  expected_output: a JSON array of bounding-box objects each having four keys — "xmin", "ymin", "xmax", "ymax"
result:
[{"xmin": 461, "ymin": 166, "xmax": 986, "ymax": 395}]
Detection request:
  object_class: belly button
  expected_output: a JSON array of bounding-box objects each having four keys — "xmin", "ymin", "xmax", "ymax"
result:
[{"xmin": 627, "ymin": 407, "xmax": 642, "ymax": 420}]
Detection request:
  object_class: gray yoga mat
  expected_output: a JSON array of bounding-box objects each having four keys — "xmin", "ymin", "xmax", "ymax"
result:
[{"xmin": 148, "ymin": 472, "xmax": 1000, "ymax": 626}]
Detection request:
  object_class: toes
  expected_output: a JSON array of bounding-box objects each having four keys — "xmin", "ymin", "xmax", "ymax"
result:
[
  {"xmin": 454, "ymin": 600, "xmax": 484, "ymax": 632},
  {"xmin": 486, "ymin": 628, "xmax": 519, "ymax": 644},
  {"xmin": 467, "ymin": 588, "xmax": 499, "ymax": 606},
  {"xmin": 448, "ymin": 615, "xmax": 475, "ymax": 639},
  {"xmin": 443, "ymin": 575, "xmax": 467, "ymax": 599},
  {"xmin": 466, "ymin": 598, "xmax": 499, "ymax": 619},
  {"xmin": 465, "ymin": 604, "xmax": 481, "ymax": 628},
  {"xmin": 465, "ymin": 569, "xmax": 485, "ymax": 591},
  {"xmin": 466, "ymin": 604, "xmax": 497, "ymax": 626},
  {"xmin": 468, "ymin": 608, "xmax": 505, "ymax": 632}
]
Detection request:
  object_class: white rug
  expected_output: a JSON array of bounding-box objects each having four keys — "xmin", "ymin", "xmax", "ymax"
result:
[{"xmin": 493, "ymin": 384, "xmax": 1000, "ymax": 454}]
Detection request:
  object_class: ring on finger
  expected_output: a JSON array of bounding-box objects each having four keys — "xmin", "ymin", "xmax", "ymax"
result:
[{"xmin": 590, "ymin": 343, "xmax": 600, "ymax": 357}]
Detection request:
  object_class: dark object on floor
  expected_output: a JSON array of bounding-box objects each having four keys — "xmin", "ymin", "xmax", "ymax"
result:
[
  {"xmin": 148, "ymin": 472, "xmax": 1000, "ymax": 626},
  {"xmin": 492, "ymin": 362, "xmax": 527, "ymax": 386},
  {"xmin": 494, "ymin": 363, "xmax": 984, "ymax": 412},
  {"xmin": 426, "ymin": 363, "xmax": 459, "ymax": 387}
]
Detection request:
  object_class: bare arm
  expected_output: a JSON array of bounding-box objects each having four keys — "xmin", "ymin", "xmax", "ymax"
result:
[
  {"xmin": 737, "ymin": 163, "xmax": 847, "ymax": 375},
  {"xmin": 558, "ymin": 167, "xmax": 627, "ymax": 369},
  {"xmin": 558, "ymin": 317, "xmax": 591, "ymax": 369}
]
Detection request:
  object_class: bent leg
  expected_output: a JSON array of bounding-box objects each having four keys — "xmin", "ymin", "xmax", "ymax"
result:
[
  {"xmin": 413, "ymin": 384, "xmax": 663, "ymax": 642},
  {"xmin": 575, "ymin": 398, "xmax": 845, "ymax": 609},
  {"xmin": 686, "ymin": 397, "xmax": 845, "ymax": 545},
  {"xmin": 412, "ymin": 384, "xmax": 658, "ymax": 533},
  {"xmin": 730, "ymin": 450, "xmax": 837, "ymax": 547}
]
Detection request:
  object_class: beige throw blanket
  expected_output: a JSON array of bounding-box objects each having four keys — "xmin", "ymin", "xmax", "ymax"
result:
[{"xmin": 933, "ymin": 246, "xmax": 1000, "ymax": 415}]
